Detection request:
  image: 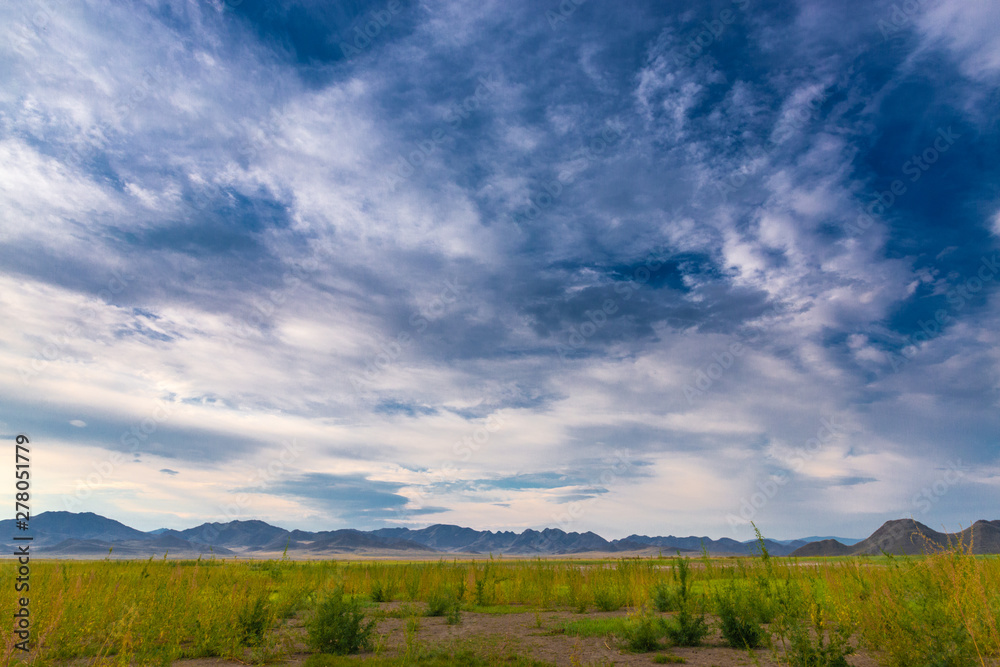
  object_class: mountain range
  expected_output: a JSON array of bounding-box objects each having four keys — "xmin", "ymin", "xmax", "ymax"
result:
[
  {"xmin": 789, "ymin": 518, "xmax": 1000, "ymax": 557},
  {"xmin": 0, "ymin": 512, "xmax": 993, "ymax": 559}
]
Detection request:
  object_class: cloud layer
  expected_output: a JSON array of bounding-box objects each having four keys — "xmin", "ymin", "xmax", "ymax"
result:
[{"xmin": 2, "ymin": 0, "xmax": 998, "ymax": 539}]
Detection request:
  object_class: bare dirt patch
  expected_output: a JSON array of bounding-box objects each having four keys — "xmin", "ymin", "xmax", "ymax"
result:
[{"xmin": 169, "ymin": 605, "xmax": 881, "ymax": 667}]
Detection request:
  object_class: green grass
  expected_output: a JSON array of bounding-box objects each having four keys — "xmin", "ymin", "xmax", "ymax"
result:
[
  {"xmin": 463, "ymin": 604, "xmax": 529, "ymax": 614},
  {"xmin": 4, "ymin": 540, "xmax": 999, "ymax": 666}
]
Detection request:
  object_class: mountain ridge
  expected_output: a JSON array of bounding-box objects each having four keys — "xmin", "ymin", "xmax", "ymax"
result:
[
  {"xmin": 789, "ymin": 519, "xmax": 1000, "ymax": 557},
  {"xmin": 3, "ymin": 512, "xmax": 993, "ymax": 559}
]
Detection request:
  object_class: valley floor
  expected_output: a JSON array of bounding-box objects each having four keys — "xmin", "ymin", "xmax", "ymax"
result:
[{"xmin": 161, "ymin": 605, "xmax": 886, "ymax": 667}]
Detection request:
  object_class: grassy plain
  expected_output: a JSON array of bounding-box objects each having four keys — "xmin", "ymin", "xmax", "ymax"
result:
[{"xmin": 2, "ymin": 538, "xmax": 998, "ymax": 666}]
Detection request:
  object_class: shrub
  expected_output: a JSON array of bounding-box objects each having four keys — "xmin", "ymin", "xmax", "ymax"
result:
[
  {"xmin": 662, "ymin": 557, "xmax": 709, "ymax": 647},
  {"xmin": 665, "ymin": 606, "xmax": 710, "ymax": 647},
  {"xmin": 716, "ymin": 580, "xmax": 767, "ymax": 649},
  {"xmin": 593, "ymin": 583, "xmax": 624, "ymax": 612},
  {"xmin": 306, "ymin": 586, "xmax": 375, "ymax": 655},
  {"xmin": 783, "ymin": 598, "xmax": 853, "ymax": 667},
  {"xmin": 850, "ymin": 544, "xmax": 988, "ymax": 667},
  {"xmin": 370, "ymin": 578, "xmax": 393, "ymax": 603},
  {"xmin": 652, "ymin": 580, "xmax": 678, "ymax": 612},
  {"xmin": 474, "ymin": 577, "xmax": 493, "ymax": 606},
  {"xmin": 620, "ymin": 611, "xmax": 665, "ymax": 652},
  {"xmin": 426, "ymin": 587, "xmax": 462, "ymax": 624},
  {"xmin": 236, "ymin": 594, "xmax": 271, "ymax": 646},
  {"xmin": 787, "ymin": 631, "xmax": 850, "ymax": 667}
]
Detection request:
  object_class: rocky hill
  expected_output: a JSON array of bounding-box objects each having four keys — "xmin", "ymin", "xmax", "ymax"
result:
[{"xmin": 789, "ymin": 519, "xmax": 1000, "ymax": 557}]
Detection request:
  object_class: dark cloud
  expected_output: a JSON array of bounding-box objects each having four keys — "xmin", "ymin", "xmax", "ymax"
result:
[
  {"xmin": 253, "ymin": 472, "xmax": 412, "ymax": 520},
  {"xmin": 2, "ymin": 0, "xmax": 998, "ymax": 535}
]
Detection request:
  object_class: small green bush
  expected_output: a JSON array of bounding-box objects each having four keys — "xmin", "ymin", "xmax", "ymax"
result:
[
  {"xmin": 785, "ymin": 603, "xmax": 852, "ymax": 667},
  {"xmin": 370, "ymin": 578, "xmax": 393, "ymax": 603},
  {"xmin": 620, "ymin": 612, "xmax": 665, "ymax": 652},
  {"xmin": 306, "ymin": 586, "xmax": 375, "ymax": 655},
  {"xmin": 593, "ymin": 583, "xmax": 624, "ymax": 611},
  {"xmin": 426, "ymin": 587, "xmax": 462, "ymax": 624},
  {"xmin": 652, "ymin": 580, "xmax": 678, "ymax": 612},
  {"xmin": 662, "ymin": 557, "xmax": 709, "ymax": 647},
  {"xmin": 665, "ymin": 606, "xmax": 710, "ymax": 647},
  {"xmin": 474, "ymin": 577, "xmax": 493, "ymax": 606},
  {"xmin": 716, "ymin": 582, "xmax": 767, "ymax": 649},
  {"xmin": 236, "ymin": 594, "xmax": 271, "ymax": 646}
]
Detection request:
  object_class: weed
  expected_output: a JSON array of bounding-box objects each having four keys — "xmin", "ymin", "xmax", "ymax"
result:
[
  {"xmin": 715, "ymin": 579, "xmax": 768, "ymax": 649},
  {"xmin": 236, "ymin": 594, "xmax": 271, "ymax": 647},
  {"xmin": 370, "ymin": 578, "xmax": 393, "ymax": 603},
  {"xmin": 306, "ymin": 586, "xmax": 375, "ymax": 655},
  {"xmin": 652, "ymin": 580, "xmax": 678, "ymax": 612},
  {"xmin": 404, "ymin": 615, "xmax": 421, "ymax": 661},
  {"xmin": 662, "ymin": 556, "xmax": 710, "ymax": 647},
  {"xmin": 592, "ymin": 582, "xmax": 624, "ymax": 611},
  {"xmin": 620, "ymin": 609, "xmax": 665, "ymax": 652},
  {"xmin": 426, "ymin": 586, "xmax": 462, "ymax": 624}
]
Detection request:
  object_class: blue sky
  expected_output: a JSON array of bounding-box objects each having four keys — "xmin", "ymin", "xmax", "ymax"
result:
[{"xmin": 2, "ymin": 0, "xmax": 998, "ymax": 540}]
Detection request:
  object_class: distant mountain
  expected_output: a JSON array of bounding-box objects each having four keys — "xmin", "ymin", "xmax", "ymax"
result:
[
  {"xmin": 849, "ymin": 519, "xmax": 949, "ymax": 556},
  {"xmin": 0, "ymin": 511, "xmax": 151, "ymax": 546},
  {"xmin": 962, "ymin": 520, "xmax": 1000, "ymax": 553},
  {"xmin": 789, "ymin": 519, "xmax": 1000, "ymax": 557},
  {"xmin": 788, "ymin": 539, "xmax": 854, "ymax": 557},
  {"xmin": 6, "ymin": 512, "xmax": 997, "ymax": 559},
  {"xmin": 794, "ymin": 535, "xmax": 864, "ymax": 546},
  {"xmin": 373, "ymin": 524, "xmax": 496, "ymax": 550},
  {"xmin": 173, "ymin": 519, "xmax": 290, "ymax": 548},
  {"xmin": 618, "ymin": 534, "xmax": 809, "ymax": 556},
  {"xmin": 372, "ymin": 525, "xmax": 627, "ymax": 554},
  {"xmin": 761, "ymin": 536, "xmax": 862, "ymax": 546},
  {"xmin": 43, "ymin": 536, "xmax": 235, "ymax": 557}
]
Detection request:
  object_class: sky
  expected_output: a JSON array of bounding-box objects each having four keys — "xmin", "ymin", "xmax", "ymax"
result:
[{"xmin": 1, "ymin": 0, "xmax": 998, "ymax": 541}]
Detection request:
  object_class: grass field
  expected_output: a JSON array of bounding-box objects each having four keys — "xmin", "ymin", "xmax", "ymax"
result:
[{"xmin": 2, "ymin": 536, "xmax": 999, "ymax": 666}]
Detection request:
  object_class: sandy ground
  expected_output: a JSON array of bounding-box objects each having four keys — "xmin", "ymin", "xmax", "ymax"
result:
[{"xmin": 166, "ymin": 605, "xmax": 881, "ymax": 667}]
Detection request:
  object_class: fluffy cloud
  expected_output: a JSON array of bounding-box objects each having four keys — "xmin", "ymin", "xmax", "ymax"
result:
[{"xmin": 1, "ymin": 0, "xmax": 997, "ymax": 538}]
